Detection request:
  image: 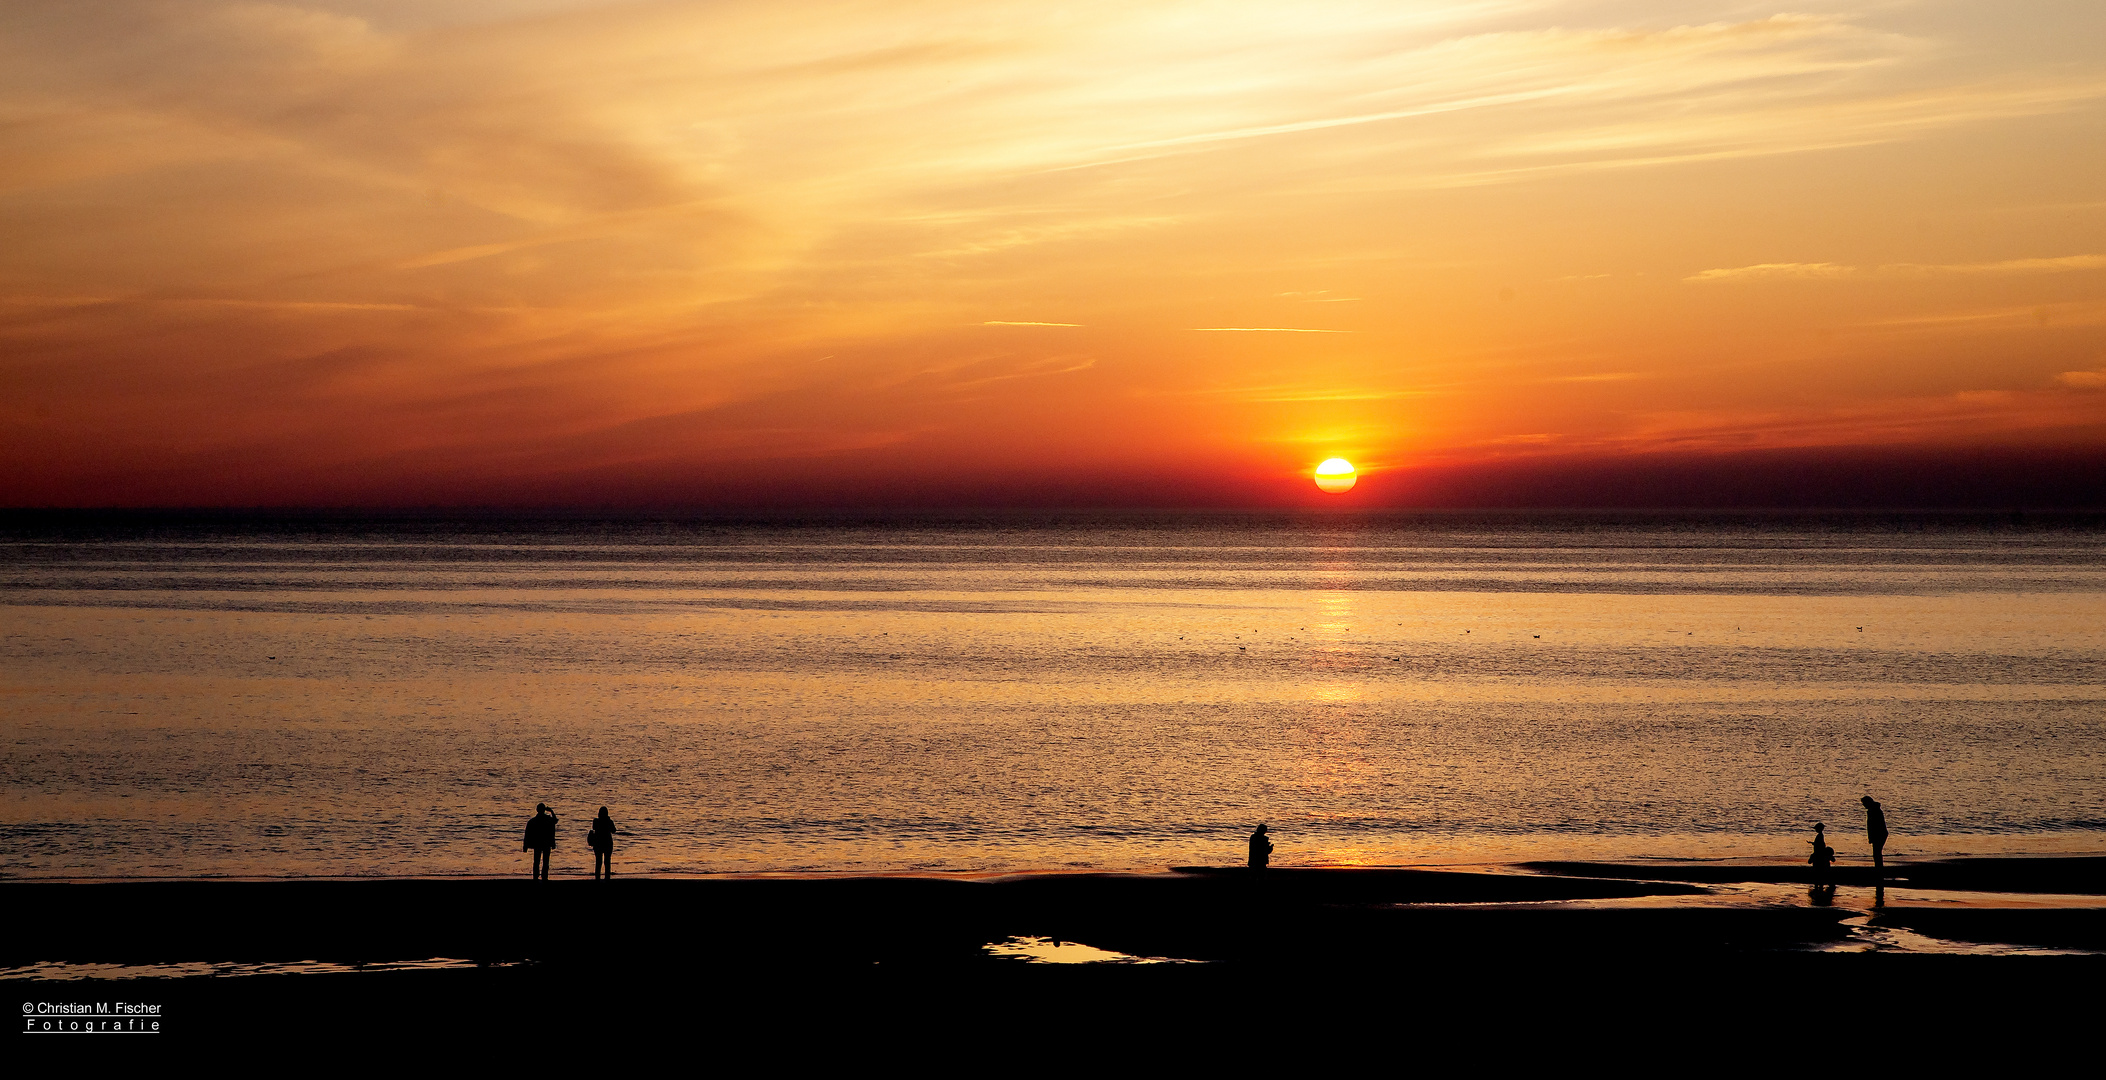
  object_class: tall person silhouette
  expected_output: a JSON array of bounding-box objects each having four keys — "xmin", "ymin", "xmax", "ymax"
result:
[
  {"xmin": 588, "ymin": 806, "xmax": 617, "ymax": 880},
  {"xmin": 524, "ymin": 803, "xmax": 558, "ymax": 880},
  {"xmin": 1248, "ymin": 824, "xmax": 1273, "ymax": 871},
  {"xmin": 1861, "ymin": 795, "xmax": 1888, "ymax": 878}
]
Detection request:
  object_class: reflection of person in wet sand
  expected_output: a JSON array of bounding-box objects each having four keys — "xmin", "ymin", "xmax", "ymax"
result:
[
  {"xmin": 588, "ymin": 806, "xmax": 617, "ymax": 880},
  {"xmin": 1862, "ymin": 795, "xmax": 1888, "ymax": 877},
  {"xmin": 1807, "ymin": 822, "xmax": 1835, "ymax": 881},
  {"xmin": 1248, "ymin": 824, "xmax": 1272, "ymax": 871},
  {"xmin": 524, "ymin": 803, "xmax": 557, "ymax": 880}
]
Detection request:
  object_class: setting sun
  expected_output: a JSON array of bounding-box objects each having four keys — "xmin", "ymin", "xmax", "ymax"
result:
[{"xmin": 1314, "ymin": 458, "xmax": 1357, "ymax": 494}]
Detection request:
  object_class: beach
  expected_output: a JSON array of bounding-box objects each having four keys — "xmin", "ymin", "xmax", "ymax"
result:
[{"xmin": 11, "ymin": 858, "xmax": 2103, "ymax": 1051}]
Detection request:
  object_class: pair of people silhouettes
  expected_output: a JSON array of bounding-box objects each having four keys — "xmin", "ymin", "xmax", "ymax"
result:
[
  {"xmin": 523, "ymin": 804, "xmax": 621, "ymax": 879},
  {"xmin": 1805, "ymin": 794, "xmax": 1889, "ymax": 882}
]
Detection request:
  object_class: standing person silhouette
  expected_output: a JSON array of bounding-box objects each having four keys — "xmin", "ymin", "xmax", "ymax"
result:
[
  {"xmin": 1808, "ymin": 822, "xmax": 1835, "ymax": 882},
  {"xmin": 1861, "ymin": 795, "xmax": 1888, "ymax": 878},
  {"xmin": 1247, "ymin": 824, "xmax": 1273, "ymax": 871},
  {"xmin": 524, "ymin": 803, "xmax": 558, "ymax": 880},
  {"xmin": 588, "ymin": 806, "xmax": 617, "ymax": 880}
]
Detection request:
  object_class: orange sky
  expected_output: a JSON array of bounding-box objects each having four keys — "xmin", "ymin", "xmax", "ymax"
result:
[{"xmin": 4, "ymin": 1, "xmax": 2104, "ymax": 508}]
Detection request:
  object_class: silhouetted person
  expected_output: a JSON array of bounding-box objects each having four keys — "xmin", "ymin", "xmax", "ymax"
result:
[
  {"xmin": 524, "ymin": 803, "xmax": 557, "ymax": 880},
  {"xmin": 1247, "ymin": 824, "xmax": 1272, "ymax": 871},
  {"xmin": 588, "ymin": 806, "xmax": 617, "ymax": 880},
  {"xmin": 1807, "ymin": 822, "xmax": 1835, "ymax": 881},
  {"xmin": 1861, "ymin": 795, "xmax": 1888, "ymax": 878},
  {"xmin": 1807, "ymin": 882, "xmax": 1836, "ymax": 907}
]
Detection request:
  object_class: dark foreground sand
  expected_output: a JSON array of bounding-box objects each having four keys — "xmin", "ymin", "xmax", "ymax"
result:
[{"xmin": 9, "ymin": 860, "xmax": 2102, "ymax": 1054}]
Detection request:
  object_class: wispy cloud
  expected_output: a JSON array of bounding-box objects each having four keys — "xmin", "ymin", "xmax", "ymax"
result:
[
  {"xmin": 1685, "ymin": 262, "xmax": 1852, "ymax": 282},
  {"xmin": 1852, "ymin": 300, "xmax": 2106, "ymax": 333},
  {"xmin": 1242, "ymin": 389, "xmax": 1425, "ymax": 402},
  {"xmin": 1892, "ymin": 254, "xmax": 2106, "ymax": 275},
  {"xmin": 945, "ymin": 356, "xmax": 1097, "ymax": 389},
  {"xmin": 1689, "ymin": 254, "xmax": 2106, "ymax": 282},
  {"xmin": 1165, "ymin": 381, "xmax": 1434, "ymax": 403}
]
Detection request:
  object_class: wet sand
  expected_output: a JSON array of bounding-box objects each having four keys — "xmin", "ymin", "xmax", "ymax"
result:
[
  {"xmin": 4, "ymin": 867, "xmax": 1720, "ymax": 970},
  {"xmin": 9, "ymin": 862, "xmax": 2102, "ymax": 1052},
  {"xmin": 1522, "ymin": 855, "xmax": 2106, "ymax": 894}
]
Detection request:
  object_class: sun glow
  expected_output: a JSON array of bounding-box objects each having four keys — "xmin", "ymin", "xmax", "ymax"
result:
[{"xmin": 1314, "ymin": 458, "xmax": 1357, "ymax": 493}]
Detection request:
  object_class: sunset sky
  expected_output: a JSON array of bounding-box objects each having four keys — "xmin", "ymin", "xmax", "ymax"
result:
[{"xmin": 4, "ymin": 0, "xmax": 2103, "ymax": 508}]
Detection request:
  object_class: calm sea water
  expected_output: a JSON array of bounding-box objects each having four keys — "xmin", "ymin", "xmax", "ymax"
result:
[{"xmin": 3, "ymin": 512, "xmax": 2103, "ymax": 878}]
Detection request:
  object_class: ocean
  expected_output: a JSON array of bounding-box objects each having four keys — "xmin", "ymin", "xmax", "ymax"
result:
[{"xmin": 3, "ymin": 511, "xmax": 2102, "ymax": 878}]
